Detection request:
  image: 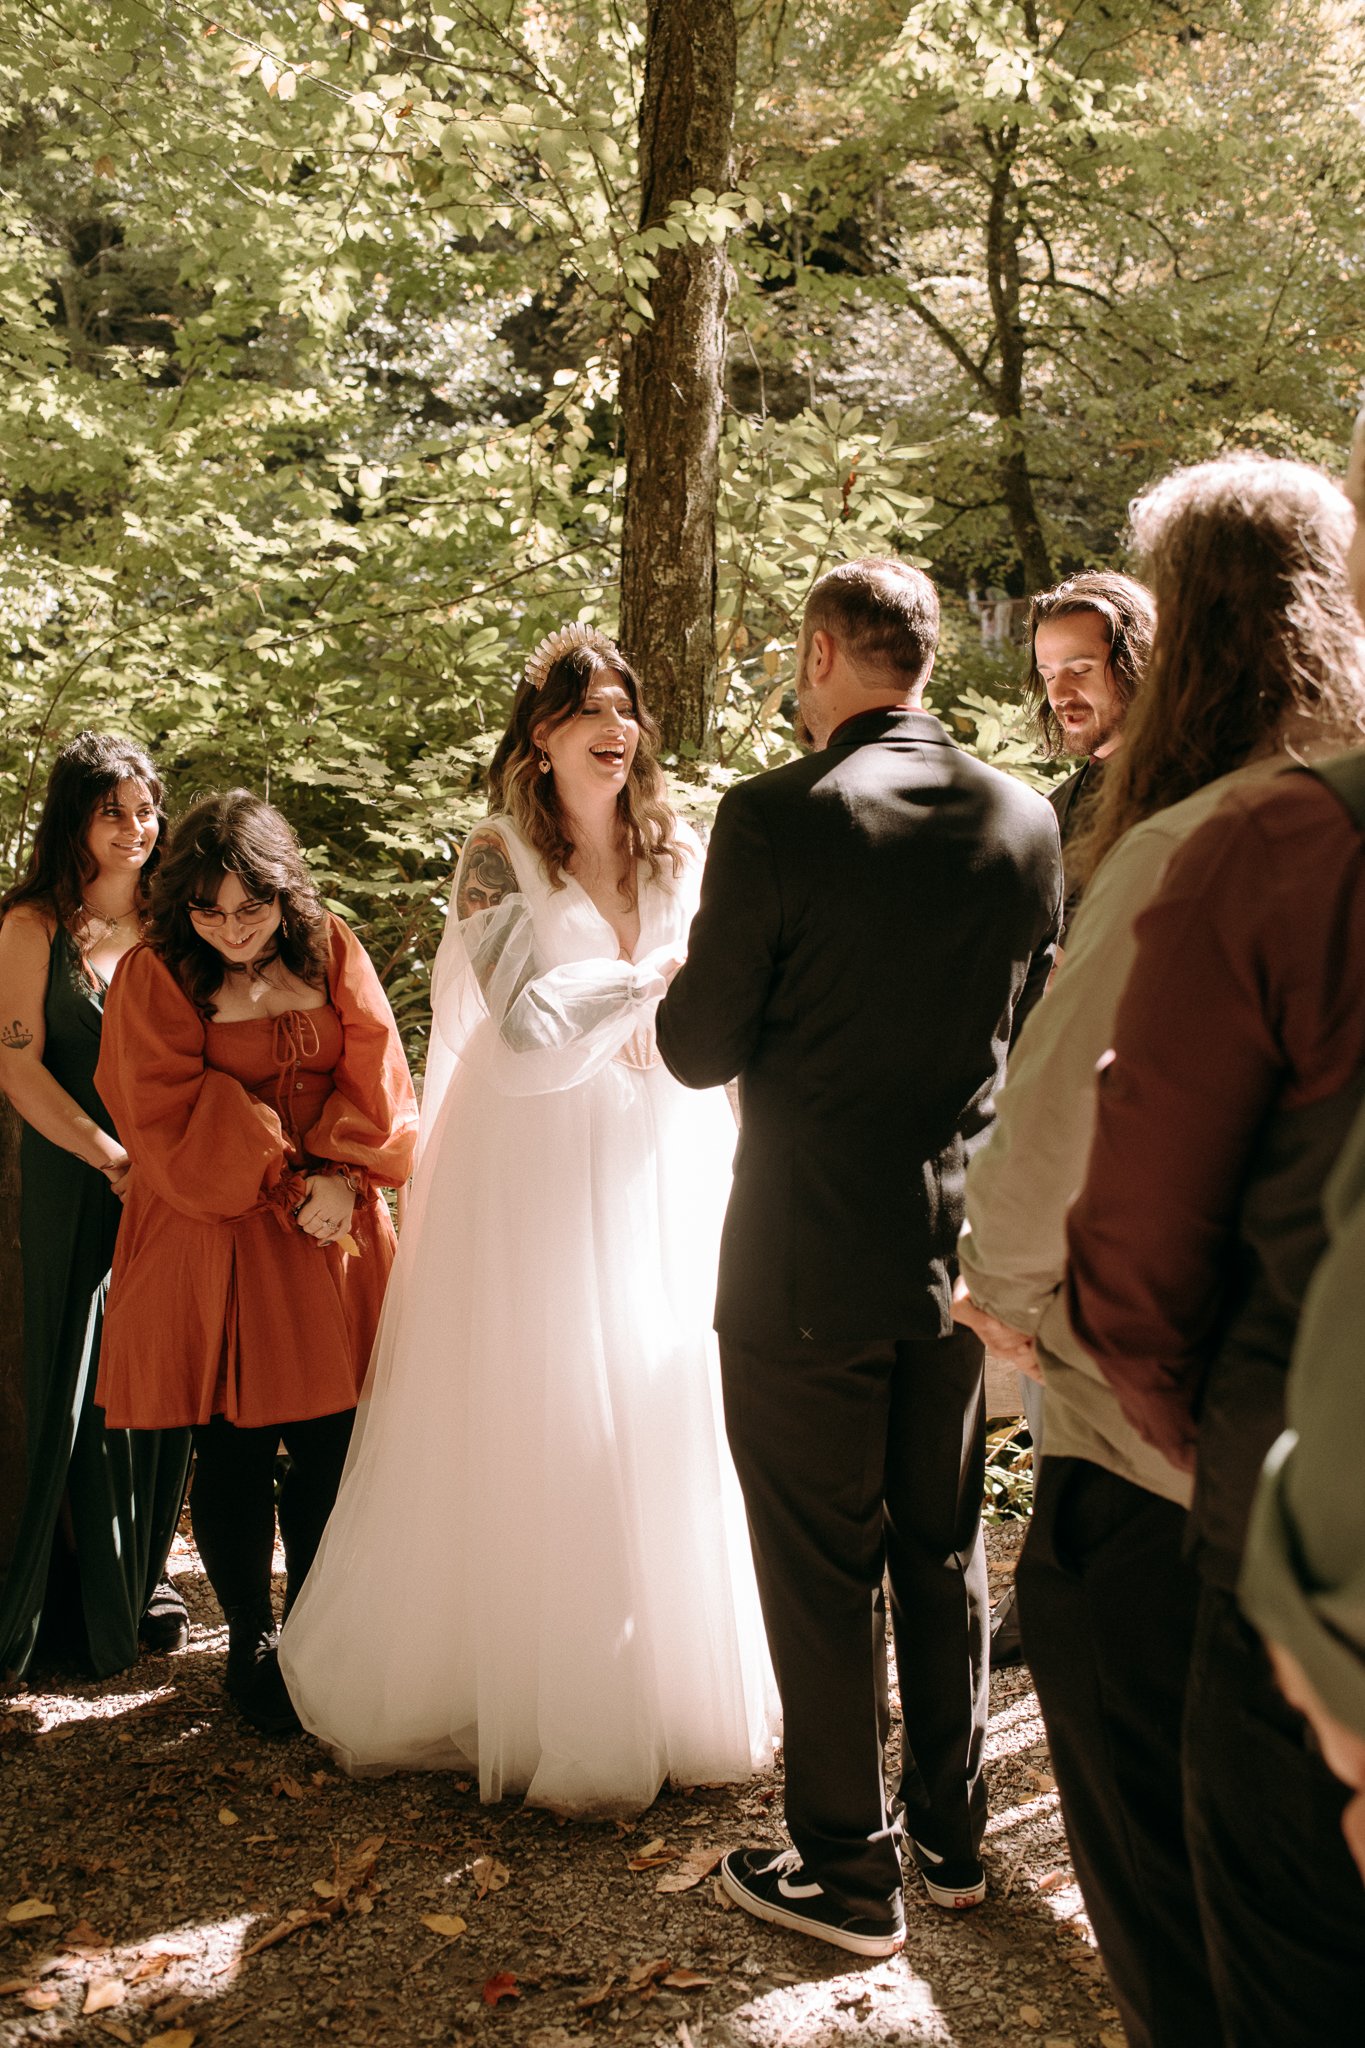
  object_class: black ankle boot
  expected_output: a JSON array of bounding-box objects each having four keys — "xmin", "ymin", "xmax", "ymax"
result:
[
  {"xmin": 223, "ymin": 1602, "xmax": 301, "ymax": 1737},
  {"xmin": 139, "ymin": 1579, "xmax": 190, "ymax": 1655}
]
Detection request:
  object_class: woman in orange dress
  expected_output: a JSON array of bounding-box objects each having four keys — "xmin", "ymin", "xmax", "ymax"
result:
[{"xmin": 95, "ymin": 790, "xmax": 418, "ymax": 1733}]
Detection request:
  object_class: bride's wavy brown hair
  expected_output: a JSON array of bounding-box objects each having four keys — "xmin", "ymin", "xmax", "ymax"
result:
[
  {"xmin": 1073, "ymin": 453, "xmax": 1365, "ymax": 886},
  {"xmin": 486, "ymin": 636, "xmax": 684, "ymax": 892}
]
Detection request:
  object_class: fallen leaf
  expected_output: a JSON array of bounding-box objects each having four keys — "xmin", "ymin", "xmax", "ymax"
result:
[
  {"xmin": 217, "ymin": 1807, "xmax": 239, "ymax": 1827},
  {"xmin": 711, "ymin": 1876, "xmax": 735, "ymax": 1910},
  {"xmin": 662, "ymin": 1969, "xmax": 714, "ymax": 1989},
  {"xmin": 312, "ymin": 1881, "xmax": 339, "ymax": 1899},
  {"xmin": 1037, "ymin": 1869, "xmax": 1067, "ymax": 1893},
  {"xmin": 21, "ymin": 1987, "xmax": 61, "ymax": 2010},
  {"xmin": 271, "ymin": 1775, "xmax": 304, "ymax": 1800},
  {"xmin": 83, "ymin": 1978, "xmax": 126, "ymax": 2014},
  {"xmin": 472, "ymin": 1855, "xmax": 510, "ymax": 1898},
  {"xmin": 65, "ymin": 1919, "xmax": 106, "ymax": 1947},
  {"xmin": 627, "ymin": 1842, "xmax": 674, "ymax": 1872},
  {"xmin": 419, "ymin": 1914, "xmax": 467, "ymax": 1939},
  {"xmin": 146, "ymin": 2031, "xmax": 197, "ymax": 2048},
  {"xmin": 0, "ymin": 1979, "xmax": 39, "ymax": 1996},
  {"xmin": 1019, "ymin": 2006, "xmax": 1044, "ymax": 2029},
  {"xmin": 124, "ymin": 1954, "xmax": 172, "ymax": 1984},
  {"xmin": 6, "ymin": 1898, "xmax": 57, "ymax": 1923},
  {"xmin": 624, "ymin": 1957, "xmax": 672, "ymax": 1995},
  {"xmin": 149, "ymin": 1995, "xmax": 195, "ymax": 2022},
  {"xmin": 482, "ymin": 1971, "xmax": 520, "ymax": 2007},
  {"xmin": 97, "ymin": 2023, "xmax": 134, "ymax": 2044},
  {"xmin": 656, "ymin": 1845, "xmax": 730, "ymax": 1893},
  {"xmin": 1099, "ymin": 2036, "xmax": 1126, "ymax": 2048}
]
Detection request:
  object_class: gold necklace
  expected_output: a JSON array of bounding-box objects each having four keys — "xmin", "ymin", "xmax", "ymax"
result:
[{"xmin": 79, "ymin": 901, "xmax": 140, "ymax": 938}]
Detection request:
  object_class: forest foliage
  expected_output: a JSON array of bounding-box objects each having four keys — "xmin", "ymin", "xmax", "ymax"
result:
[{"xmin": 1, "ymin": 0, "xmax": 1362, "ymax": 1049}]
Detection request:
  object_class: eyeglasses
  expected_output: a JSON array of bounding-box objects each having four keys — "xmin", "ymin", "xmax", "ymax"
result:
[{"xmin": 188, "ymin": 898, "xmax": 276, "ymax": 929}]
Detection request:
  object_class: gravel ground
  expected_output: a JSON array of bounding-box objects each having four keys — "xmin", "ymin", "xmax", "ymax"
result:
[{"xmin": 1, "ymin": 1523, "xmax": 1124, "ymax": 2048}]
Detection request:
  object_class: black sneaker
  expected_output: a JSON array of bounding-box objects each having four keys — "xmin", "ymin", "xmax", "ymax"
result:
[
  {"xmin": 719, "ymin": 1847, "xmax": 906, "ymax": 1958},
  {"xmin": 908, "ymin": 1837, "xmax": 986, "ymax": 1910},
  {"xmin": 138, "ymin": 1579, "xmax": 190, "ymax": 1655}
]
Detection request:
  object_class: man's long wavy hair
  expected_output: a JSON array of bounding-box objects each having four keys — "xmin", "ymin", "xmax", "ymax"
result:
[
  {"xmin": 148, "ymin": 790, "xmax": 330, "ymax": 1014},
  {"xmin": 1023, "ymin": 571, "xmax": 1156, "ymax": 758},
  {"xmin": 486, "ymin": 637, "xmax": 683, "ymax": 893},
  {"xmin": 1073, "ymin": 454, "xmax": 1365, "ymax": 886},
  {"xmin": 1, "ymin": 731, "xmax": 165, "ymax": 938}
]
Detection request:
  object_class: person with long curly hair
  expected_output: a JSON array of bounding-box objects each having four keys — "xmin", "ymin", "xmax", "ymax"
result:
[
  {"xmin": 94, "ymin": 791, "xmax": 418, "ymax": 1734},
  {"xmin": 956, "ymin": 450, "xmax": 1365, "ymax": 2048},
  {"xmin": 280, "ymin": 627, "xmax": 778, "ymax": 1813},
  {"xmin": 0, "ymin": 732, "xmax": 190, "ymax": 1678}
]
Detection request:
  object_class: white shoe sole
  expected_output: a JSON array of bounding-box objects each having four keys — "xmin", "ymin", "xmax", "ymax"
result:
[
  {"xmin": 919, "ymin": 1870, "xmax": 987, "ymax": 1910},
  {"xmin": 719, "ymin": 1864, "xmax": 906, "ymax": 1958}
]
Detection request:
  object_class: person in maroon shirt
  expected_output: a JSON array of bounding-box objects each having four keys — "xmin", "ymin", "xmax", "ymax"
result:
[{"xmin": 1067, "ymin": 437, "xmax": 1365, "ymax": 2044}]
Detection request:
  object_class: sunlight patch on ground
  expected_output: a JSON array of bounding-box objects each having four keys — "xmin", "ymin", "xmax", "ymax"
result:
[
  {"xmin": 10, "ymin": 1682, "xmax": 176, "ymax": 1733},
  {"xmin": 728, "ymin": 1958, "xmax": 951, "ymax": 2046}
]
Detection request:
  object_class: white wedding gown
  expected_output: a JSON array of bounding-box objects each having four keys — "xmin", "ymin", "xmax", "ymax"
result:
[{"xmin": 279, "ymin": 816, "xmax": 778, "ymax": 1814}]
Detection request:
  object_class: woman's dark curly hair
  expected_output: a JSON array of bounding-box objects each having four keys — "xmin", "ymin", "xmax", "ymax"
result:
[
  {"xmin": 1074, "ymin": 454, "xmax": 1365, "ymax": 887},
  {"xmin": 1, "ymin": 731, "xmax": 165, "ymax": 938},
  {"xmin": 486, "ymin": 630, "xmax": 683, "ymax": 893},
  {"xmin": 1023, "ymin": 571, "xmax": 1156, "ymax": 758},
  {"xmin": 148, "ymin": 790, "xmax": 330, "ymax": 1014}
]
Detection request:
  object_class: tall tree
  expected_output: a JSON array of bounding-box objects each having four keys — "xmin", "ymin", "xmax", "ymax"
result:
[{"xmin": 619, "ymin": 0, "xmax": 738, "ymax": 755}]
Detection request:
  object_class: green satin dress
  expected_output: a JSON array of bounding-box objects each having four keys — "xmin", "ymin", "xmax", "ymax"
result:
[{"xmin": 0, "ymin": 925, "xmax": 191, "ymax": 1678}]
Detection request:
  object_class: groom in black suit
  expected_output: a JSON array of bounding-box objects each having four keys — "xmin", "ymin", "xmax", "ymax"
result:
[{"xmin": 656, "ymin": 557, "xmax": 1061, "ymax": 1957}]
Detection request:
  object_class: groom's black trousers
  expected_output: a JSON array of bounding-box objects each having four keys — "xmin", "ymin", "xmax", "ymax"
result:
[{"xmin": 719, "ymin": 1325, "xmax": 989, "ymax": 1909}]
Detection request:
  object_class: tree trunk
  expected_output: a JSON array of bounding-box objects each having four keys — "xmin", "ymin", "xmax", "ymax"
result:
[
  {"xmin": 985, "ymin": 132, "xmax": 1053, "ymax": 593},
  {"xmin": 618, "ymin": 0, "xmax": 737, "ymax": 757},
  {"xmin": 0, "ymin": 1098, "xmax": 24, "ymax": 1572}
]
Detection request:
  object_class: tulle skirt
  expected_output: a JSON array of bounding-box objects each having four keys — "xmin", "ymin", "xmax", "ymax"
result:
[{"xmin": 279, "ymin": 1051, "xmax": 778, "ymax": 1815}]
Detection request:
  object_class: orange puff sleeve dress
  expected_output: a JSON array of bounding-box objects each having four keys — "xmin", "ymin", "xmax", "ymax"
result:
[{"xmin": 94, "ymin": 917, "xmax": 418, "ymax": 1431}]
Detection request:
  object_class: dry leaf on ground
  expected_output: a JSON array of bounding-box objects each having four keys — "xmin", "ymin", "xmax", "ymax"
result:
[
  {"xmin": 656, "ymin": 1845, "xmax": 730, "ymax": 1894},
  {"xmin": 64, "ymin": 1919, "xmax": 105, "ymax": 1946},
  {"xmin": 662, "ymin": 1969, "xmax": 714, "ymax": 1989},
  {"xmin": 145, "ymin": 2031, "xmax": 196, "ymax": 2047},
  {"xmin": 6, "ymin": 1898, "xmax": 57, "ymax": 1923},
  {"xmin": 419, "ymin": 1914, "xmax": 467, "ymax": 1939},
  {"xmin": 471, "ymin": 1855, "xmax": 510, "ymax": 1898},
  {"xmin": 482, "ymin": 1971, "xmax": 520, "ymax": 2006},
  {"xmin": 21, "ymin": 1989, "xmax": 61, "ymax": 2011},
  {"xmin": 217, "ymin": 1807, "xmax": 238, "ymax": 1826},
  {"xmin": 124, "ymin": 1953, "xmax": 173, "ymax": 1984},
  {"xmin": 82, "ymin": 1977, "xmax": 126, "ymax": 2014},
  {"xmin": 626, "ymin": 1836, "xmax": 671, "ymax": 1872}
]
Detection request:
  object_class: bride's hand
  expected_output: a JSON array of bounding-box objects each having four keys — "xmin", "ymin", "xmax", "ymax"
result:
[{"xmin": 615, "ymin": 1021, "xmax": 659, "ymax": 1070}]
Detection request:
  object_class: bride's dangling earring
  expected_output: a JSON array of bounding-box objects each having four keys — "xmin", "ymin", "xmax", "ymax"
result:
[{"xmin": 538, "ymin": 751, "xmax": 552, "ymax": 775}]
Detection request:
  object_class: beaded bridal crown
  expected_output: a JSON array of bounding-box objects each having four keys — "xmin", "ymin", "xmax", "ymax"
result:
[{"xmin": 524, "ymin": 623, "xmax": 619, "ymax": 690}]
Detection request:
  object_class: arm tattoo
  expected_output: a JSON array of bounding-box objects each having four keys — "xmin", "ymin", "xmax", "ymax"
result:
[
  {"xmin": 456, "ymin": 832, "xmax": 518, "ymax": 920},
  {"xmin": 2, "ymin": 1019, "xmax": 35, "ymax": 1052}
]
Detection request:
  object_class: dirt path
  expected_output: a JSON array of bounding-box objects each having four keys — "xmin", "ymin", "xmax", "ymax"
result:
[{"xmin": 2, "ymin": 1526, "xmax": 1123, "ymax": 2048}]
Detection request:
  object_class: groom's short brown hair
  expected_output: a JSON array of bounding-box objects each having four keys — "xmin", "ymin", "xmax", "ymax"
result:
[{"xmin": 803, "ymin": 557, "xmax": 939, "ymax": 687}]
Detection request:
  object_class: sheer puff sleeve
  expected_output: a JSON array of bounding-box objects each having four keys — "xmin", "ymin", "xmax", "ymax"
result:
[
  {"xmin": 303, "ymin": 917, "xmax": 419, "ymax": 1190},
  {"xmin": 96, "ymin": 944, "xmax": 290, "ymax": 1221},
  {"xmin": 421, "ymin": 827, "xmax": 671, "ymax": 1133}
]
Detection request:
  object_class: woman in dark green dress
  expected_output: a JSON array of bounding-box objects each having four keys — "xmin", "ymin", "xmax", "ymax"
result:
[{"xmin": 0, "ymin": 733, "xmax": 190, "ymax": 1677}]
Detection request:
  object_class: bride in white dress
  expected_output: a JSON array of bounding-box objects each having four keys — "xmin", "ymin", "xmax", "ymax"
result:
[{"xmin": 279, "ymin": 625, "xmax": 777, "ymax": 1815}]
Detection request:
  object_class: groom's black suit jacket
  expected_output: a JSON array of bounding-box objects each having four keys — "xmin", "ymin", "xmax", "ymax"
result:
[{"xmin": 657, "ymin": 707, "xmax": 1062, "ymax": 1347}]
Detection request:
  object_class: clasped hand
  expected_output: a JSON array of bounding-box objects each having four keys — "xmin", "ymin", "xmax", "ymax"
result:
[
  {"xmin": 950, "ymin": 1275, "xmax": 1042, "ymax": 1381},
  {"xmin": 294, "ymin": 1172, "xmax": 355, "ymax": 1245}
]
